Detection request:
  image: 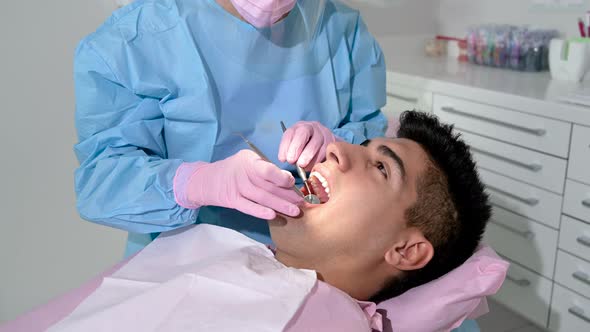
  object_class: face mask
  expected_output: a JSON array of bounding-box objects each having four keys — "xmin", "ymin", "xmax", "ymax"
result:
[{"xmin": 229, "ymin": 0, "xmax": 297, "ymax": 28}]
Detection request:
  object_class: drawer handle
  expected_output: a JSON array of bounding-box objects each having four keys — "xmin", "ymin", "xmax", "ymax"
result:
[
  {"xmin": 387, "ymin": 92, "xmax": 419, "ymax": 104},
  {"xmin": 471, "ymin": 147, "xmax": 543, "ymax": 172},
  {"xmin": 506, "ymin": 274, "xmax": 531, "ymax": 287},
  {"xmin": 583, "ymin": 199, "xmax": 590, "ymax": 208},
  {"xmin": 568, "ymin": 306, "xmax": 590, "ymax": 324},
  {"xmin": 487, "ymin": 185, "xmax": 540, "ymax": 206},
  {"xmin": 573, "ymin": 271, "xmax": 590, "ymax": 286},
  {"xmin": 440, "ymin": 106, "xmax": 547, "ymax": 136},
  {"xmin": 577, "ymin": 236, "xmax": 590, "ymax": 248},
  {"xmin": 491, "ymin": 219, "xmax": 535, "ymax": 240}
]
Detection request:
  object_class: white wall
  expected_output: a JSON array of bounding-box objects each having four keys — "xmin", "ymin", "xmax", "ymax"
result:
[
  {"xmin": 344, "ymin": 0, "xmax": 438, "ymax": 36},
  {"xmin": 351, "ymin": 0, "xmax": 590, "ymax": 39},
  {"xmin": 0, "ymin": 0, "xmax": 127, "ymax": 323},
  {"xmin": 437, "ymin": 0, "xmax": 590, "ymax": 38}
]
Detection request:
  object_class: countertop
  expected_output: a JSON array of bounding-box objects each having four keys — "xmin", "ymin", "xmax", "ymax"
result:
[{"xmin": 376, "ymin": 36, "xmax": 590, "ymax": 126}]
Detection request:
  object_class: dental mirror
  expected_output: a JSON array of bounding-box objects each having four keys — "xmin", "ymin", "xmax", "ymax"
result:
[
  {"xmin": 304, "ymin": 192, "xmax": 321, "ymax": 204},
  {"xmin": 280, "ymin": 121, "xmax": 321, "ymax": 205}
]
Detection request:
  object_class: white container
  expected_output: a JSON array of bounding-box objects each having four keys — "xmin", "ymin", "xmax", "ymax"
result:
[{"xmin": 549, "ymin": 38, "xmax": 590, "ymax": 82}]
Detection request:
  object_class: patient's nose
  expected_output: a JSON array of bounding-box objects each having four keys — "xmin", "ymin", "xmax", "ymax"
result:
[{"xmin": 325, "ymin": 142, "xmax": 352, "ymax": 172}]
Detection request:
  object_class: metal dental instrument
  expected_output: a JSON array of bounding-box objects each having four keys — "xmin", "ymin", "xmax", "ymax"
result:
[
  {"xmin": 235, "ymin": 133, "xmax": 306, "ymax": 200},
  {"xmin": 280, "ymin": 121, "xmax": 321, "ymax": 205}
]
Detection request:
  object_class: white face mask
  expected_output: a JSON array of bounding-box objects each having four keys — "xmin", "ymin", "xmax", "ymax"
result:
[{"xmin": 229, "ymin": 0, "xmax": 297, "ymax": 28}]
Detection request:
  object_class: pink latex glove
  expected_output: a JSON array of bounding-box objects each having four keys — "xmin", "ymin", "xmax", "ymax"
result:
[
  {"xmin": 278, "ymin": 121, "xmax": 337, "ymax": 170},
  {"xmin": 174, "ymin": 150, "xmax": 303, "ymax": 220}
]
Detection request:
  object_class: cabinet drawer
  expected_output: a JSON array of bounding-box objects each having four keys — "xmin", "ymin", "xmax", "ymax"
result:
[
  {"xmin": 563, "ymin": 180, "xmax": 590, "ymax": 223},
  {"xmin": 433, "ymin": 94, "xmax": 571, "ymax": 158},
  {"xmin": 384, "ymin": 84, "xmax": 432, "ymax": 120},
  {"xmin": 461, "ymin": 131, "xmax": 567, "ymax": 194},
  {"xmin": 555, "ymin": 250, "xmax": 590, "ymax": 296},
  {"xmin": 494, "ymin": 262, "xmax": 552, "ymax": 327},
  {"xmin": 550, "ymin": 284, "xmax": 590, "ymax": 332},
  {"xmin": 484, "ymin": 206, "xmax": 558, "ymax": 278},
  {"xmin": 559, "ymin": 215, "xmax": 590, "ymax": 262},
  {"xmin": 479, "ymin": 168, "xmax": 563, "ymax": 229},
  {"xmin": 568, "ymin": 124, "xmax": 590, "ymax": 185}
]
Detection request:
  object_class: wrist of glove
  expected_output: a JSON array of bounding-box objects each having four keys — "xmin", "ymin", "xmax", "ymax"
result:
[
  {"xmin": 278, "ymin": 121, "xmax": 337, "ymax": 170},
  {"xmin": 174, "ymin": 150, "xmax": 303, "ymax": 220}
]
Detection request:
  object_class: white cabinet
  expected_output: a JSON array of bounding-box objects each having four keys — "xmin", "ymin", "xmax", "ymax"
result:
[
  {"xmin": 479, "ymin": 168, "xmax": 563, "ymax": 229},
  {"xmin": 460, "ymin": 130, "xmax": 567, "ymax": 194},
  {"xmin": 555, "ymin": 250, "xmax": 590, "ymax": 297},
  {"xmin": 433, "ymin": 94, "xmax": 571, "ymax": 158},
  {"xmin": 550, "ymin": 285, "xmax": 590, "ymax": 332},
  {"xmin": 563, "ymin": 180, "xmax": 590, "ymax": 223},
  {"xmin": 484, "ymin": 206, "xmax": 558, "ymax": 279},
  {"xmin": 559, "ymin": 215, "xmax": 590, "ymax": 261},
  {"xmin": 568, "ymin": 125, "xmax": 590, "ymax": 185},
  {"xmin": 388, "ymin": 68, "xmax": 590, "ymax": 330},
  {"xmin": 495, "ymin": 262, "xmax": 552, "ymax": 327},
  {"xmin": 384, "ymin": 82, "xmax": 432, "ymax": 120}
]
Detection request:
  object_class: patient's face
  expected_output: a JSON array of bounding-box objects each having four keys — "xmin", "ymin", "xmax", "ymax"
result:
[{"xmin": 270, "ymin": 138, "xmax": 429, "ymax": 271}]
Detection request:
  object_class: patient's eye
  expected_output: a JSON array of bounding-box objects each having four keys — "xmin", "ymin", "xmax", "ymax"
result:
[{"xmin": 376, "ymin": 161, "xmax": 388, "ymax": 178}]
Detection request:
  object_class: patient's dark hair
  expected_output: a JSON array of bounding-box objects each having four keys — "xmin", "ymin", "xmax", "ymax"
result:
[{"xmin": 371, "ymin": 110, "xmax": 491, "ymax": 303}]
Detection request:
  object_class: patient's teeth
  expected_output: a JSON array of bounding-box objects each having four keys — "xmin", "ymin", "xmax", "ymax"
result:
[
  {"xmin": 310, "ymin": 171, "xmax": 330, "ymax": 198},
  {"xmin": 311, "ymin": 171, "xmax": 327, "ymax": 184}
]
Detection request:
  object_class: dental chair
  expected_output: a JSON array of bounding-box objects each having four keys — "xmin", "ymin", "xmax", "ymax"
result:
[
  {"xmin": 454, "ymin": 320, "xmax": 481, "ymax": 332},
  {"xmin": 0, "ymin": 244, "xmax": 506, "ymax": 332},
  {"xmin": 282, "ymin": 245, "xmax": 506, "ymax": 332},
  {"xmin": 376, "ymin": 245, "xmax": 507, "ymax": 332}
]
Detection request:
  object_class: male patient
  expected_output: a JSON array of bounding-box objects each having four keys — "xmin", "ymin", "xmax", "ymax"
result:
[
  {"xmin": 50, "ymin": 111, "xmax": 491, "ymax": 331},
  {"xmin": 272, "ymin": 110, "xmax": 491, "ymax": 303}
]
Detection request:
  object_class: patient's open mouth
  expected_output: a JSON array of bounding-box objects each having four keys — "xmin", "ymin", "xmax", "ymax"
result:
[{"xmin": 301, "ymin": 171, "xmax": 330, "ymax": 204}]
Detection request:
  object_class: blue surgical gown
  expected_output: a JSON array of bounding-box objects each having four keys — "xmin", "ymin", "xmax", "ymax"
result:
[{"xmin": 73, "ymin": 0, "xmax": 387, "ymax": 254}]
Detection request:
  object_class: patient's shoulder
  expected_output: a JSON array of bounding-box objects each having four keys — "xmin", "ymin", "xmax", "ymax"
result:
[{"xmin": 285, "ymin": 281, "xmax": 379, "ymax": 332}]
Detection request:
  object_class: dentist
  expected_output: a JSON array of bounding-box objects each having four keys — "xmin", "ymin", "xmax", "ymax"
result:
[{"xmin": 73, "ymin": 0, "xmax": 387, "ymax": 256}]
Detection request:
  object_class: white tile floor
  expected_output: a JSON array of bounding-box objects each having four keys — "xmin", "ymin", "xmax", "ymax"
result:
[{"xmin": 477, "ymin": 299, "xmax": 546, "ymax": 332}]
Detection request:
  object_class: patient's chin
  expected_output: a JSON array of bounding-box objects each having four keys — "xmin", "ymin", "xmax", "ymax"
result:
[{"xmin": 268, "ymin": 214, "xmax": 309, "ymax": 248}]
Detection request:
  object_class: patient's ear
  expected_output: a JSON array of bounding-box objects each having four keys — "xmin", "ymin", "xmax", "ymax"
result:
[{"xmin": 384, "ymin": 229, "xmax": 434, "ymax": 271}]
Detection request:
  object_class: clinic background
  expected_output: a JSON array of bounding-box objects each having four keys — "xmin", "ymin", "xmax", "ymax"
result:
[{"xmin": 1, "ymin": 0, "xmax": 588, "ymax": 323}]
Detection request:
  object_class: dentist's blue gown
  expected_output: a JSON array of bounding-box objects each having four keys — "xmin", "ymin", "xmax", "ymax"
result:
[{"xmin": 73, "ymin": 0, "xmax": 387, "ymax": 255}]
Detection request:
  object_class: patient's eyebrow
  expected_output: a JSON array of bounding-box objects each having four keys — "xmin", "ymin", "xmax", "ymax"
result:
[
  {"xmin": 378, "ymin": 144, "xmax": 406, "ymax": 180},
  {"xmin": 361, "ymin": 140, "xmax": 406, "ymax": 180}
]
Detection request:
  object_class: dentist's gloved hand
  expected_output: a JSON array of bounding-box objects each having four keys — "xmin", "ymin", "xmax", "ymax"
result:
[
  {"xmin": 278, "ymin": 121, "xmax": 338, "ymax": 170},
  {"xmin": 174, "ymin": 150, "xmax": 303, "ymax": 220}
]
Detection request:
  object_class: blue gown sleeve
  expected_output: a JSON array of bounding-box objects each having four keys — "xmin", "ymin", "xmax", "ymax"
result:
[
  {"xmin": 333, "ymin": 14, "xmax": 388, "ymax": 144},
  {"xmin": 73, "ymin": 42, "xmax": 197, "ymax": 234}
]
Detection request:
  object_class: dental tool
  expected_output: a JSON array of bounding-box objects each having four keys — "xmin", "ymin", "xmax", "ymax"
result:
[
  {"xmin": 280, "ymin": 121, "xmax": 321, "ymax": 205},
  {"xmin": 235, "ymin": 133, "xmax": 307, "ymax": 200}
]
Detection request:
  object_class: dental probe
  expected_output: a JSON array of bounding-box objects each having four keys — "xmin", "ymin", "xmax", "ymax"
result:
[
  {"xmin": 280, "ymin": 121, "xmax": 321, "ymax": 205},
  {"xmin": 235, "ymin": 133, "xmax": 306, "ymax": 199}
]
